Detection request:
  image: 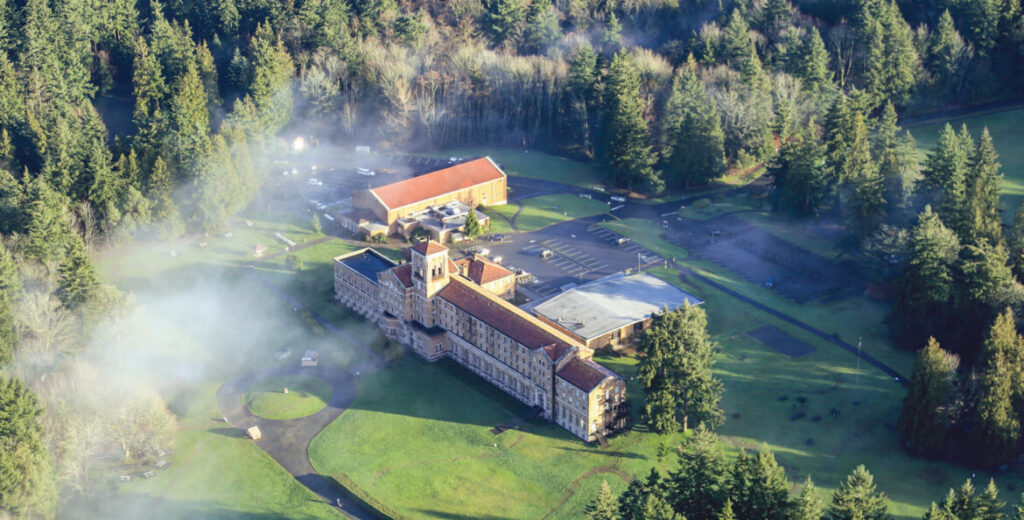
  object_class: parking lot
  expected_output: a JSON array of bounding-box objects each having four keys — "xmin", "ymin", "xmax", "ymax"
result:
[{"xmin": 482, "ymin": 218, "xmax": 665, "ymax": 299}]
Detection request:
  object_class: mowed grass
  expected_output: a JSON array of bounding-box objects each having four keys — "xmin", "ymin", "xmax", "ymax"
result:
[
  {"xmin": 490, "ymin": 193, "xmax": 610, "ymax": 232},
  {"xmin": 908, "ymin": 106, "xmax": 1024, "ymax": 220},
  {"xmin": 642, "ymin": 266, "xmax": 1024, "ymax": 519},
  {"xmin": 309, "ymin": 356, "xmax": 684, "ymax": 520},
  {"xmin": 63, "ymin": 384, "xmax": 343, "ymax": 520},
  {"xmin": 244, "ymin": 375, "xmax": 332, "ymax": 420},
  {"xmin": 598, "ymin": 217, "xmax": 689, "ymax": 260},
  {"xmin": 422, "ymin": 148, "xmax": 607, "ymax": 189}
]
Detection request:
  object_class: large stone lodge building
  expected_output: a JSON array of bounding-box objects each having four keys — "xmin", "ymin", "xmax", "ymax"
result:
[{"xmin": 333, "ymin": 242, "xmax": 629, "ymax": 442}]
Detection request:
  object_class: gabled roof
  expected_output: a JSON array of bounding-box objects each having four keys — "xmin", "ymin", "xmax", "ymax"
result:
[
  {"xmin": 455, "ymin": 255, "xmax": 514, "ymax": 285},
  {"xmin": 390, "ymin": 264, "xmax": 413, "ymax": 288},
  {"xmin": 411, "ymin": 241, "xmax": 448, "ymax": 256},
  {"xmin": 370, "ymin": 157, "xmax": 505, "ymax": 210},
  {"xmin": 557, "ymin": 358, "xmax": 619, "ymax": 393},
  {"xmin": 437, "ymin": 277, "xmax": 579, "ymax": 361}
]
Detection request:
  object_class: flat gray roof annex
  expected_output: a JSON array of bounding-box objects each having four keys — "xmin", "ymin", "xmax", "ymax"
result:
[{"xmin": 531, "ymin": 273, "xmax": 703, "ymax": 341}]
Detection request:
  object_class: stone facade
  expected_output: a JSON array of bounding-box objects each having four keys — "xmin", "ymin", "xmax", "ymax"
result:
[{"xmin": 333, "ymin": 242, "xmax": 628, "ymax": 442}]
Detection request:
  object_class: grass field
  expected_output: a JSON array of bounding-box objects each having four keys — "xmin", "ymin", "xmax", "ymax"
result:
[
  {"xmin": 422, "ymin": 148, "xmax": 607, "ymax": 189},
  {"xmin": 244, "ymin": 375, "xmax": 332, "ymax": 420},
  {"xmin": 599, "ymin": 218, "xmax": 689, "ymax": 260},
  {"xmin": 309, "ymin": 356, "xmax": 683, "ymax": 520},
  {"xmin": 490, "ymin": 193, "xmax": 610, "ymax": 232},
  {"xmin": 908, "ymin": 106, "xmax": 1024, "ymax": 220}
]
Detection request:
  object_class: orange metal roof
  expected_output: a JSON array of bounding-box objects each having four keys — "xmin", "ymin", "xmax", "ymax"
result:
[
  {"xmin": 455, "ymin": 255, "xmax": 514, "ymax": 285},
  {"xmin": 370, "ymin": 158, "xmax": 505, "ymax": 210}
]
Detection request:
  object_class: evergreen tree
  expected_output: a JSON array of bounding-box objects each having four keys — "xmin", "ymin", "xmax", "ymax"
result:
[
  {"xmin": 0, "ymin": 375, "xmax": 56, "ymax": 518},
  {"xmin": 483, "ymin": 0, "xmax": 526, "ymax": 48},
  {"xmin": 147, "ymin": 156, "xmax": 183, "ymax": 238},
  {"xmin": 729, "ymin": 445, "xmax": 792, "ymax": 520},
  {"xmin": 600, "ymin": 13, "xmax": 622, "ymax": 55},
  {"xmin": 524, "ymin": 1, "xmax": 560, "ymax": 54},
  {"xmin": 977, "ymin": 479, "xmax": 1006, "ymax": 519},
  {"xmin": 719, "ymin": 498, "xmax": 737, "ymax": 520},
  {"xmin": 938, "ymin": 478, "xmax": 1007, "ymax": 519},
  {"xmin": 312, "ymin": 212, "xmax": 322, "ymax": 235},
  {"xmin": 897, "ymin": 337, "xmax": 960, "ymax": 456},
  {"xmin": 662, "ymin": 59, "xmax": 727, "ymax": 188},
  {"xmin": 57, "ymin": 235, "xmax": 99, "ymax": 310},
  {"xmin": 844, "ymin": 112, "xmax": 885, "ymax": 237},
  {"xmin": 170, "ymin": 61, "xmax": 211, "ymax": 180},
  {"xmin": 0, "ymin": 239, "xmax": 17, "ymax": 366},
  {"xmin": 637, "ymin": 303, "xmax": 722, "ymax": 433},
  {"xmin": 600, "ymin": 50, "xmax": 661, "ymax": 194},
  {"xmin": 249, "ymin": 25, "xmax": 295, "ymax": 133},
  {"xmin": 617, "ymin": 476, "xmax": 647, "ymax": 520},
  {"xmin": 889, "ymin": 206, "xmax": 961, "ymax": 349},
  {"xmin": 463, "ymin": 209, "xmax": 482, "ymax": 237},
  {"xmin": 567, "ymin": 44, "xmax": 600, "ymax": 155},
  {"xmin": 668, "ymin": 424, "xmax": 728, "ymax": 520},
  {"xmin": 793, "ymin": 477, "xmax": 825, "ymax": 520},
  {"xmin": 24, "ymin": 179, "xmax": 69, "ymax": 265},
  {"xmin": 922, "ymin": 124, "xmax": 971, "ymax": 240},
  {"xmin": 972, "ymin": 310, "xmax": 1024, "ymax": 467},
  {"xmin": 965, "ymin": 128, "xmax": 1003, "ymax": 246},
  {"xmin": 1010, "ymin": 201, "xmax": 1024, "ymax": 280},
  {"xmin": 923, "ymin": 502, "xmax": 952, "ymax": 520},
  {"xmin": 642, "ymin": 493, "xmax": 675, "ymax": 520},
  {"xmin": 827, "ymin": 465, "xmax": 890, "ymax": 520},
  {"xmin": 799, "ymin": 28, "xmax": 832, "ymax": 93},
  {"xmin": 770, "ymin": 129, "xmax": 828, "ymax": 216},
  {"xmin": 586, "ymin": 480, "xmax": 619, "ymax": 520}
]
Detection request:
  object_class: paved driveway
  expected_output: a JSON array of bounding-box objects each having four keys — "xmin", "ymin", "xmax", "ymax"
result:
[{"xmin": 217, "ymin": 365, "xmax": 374, "ymax": 520}]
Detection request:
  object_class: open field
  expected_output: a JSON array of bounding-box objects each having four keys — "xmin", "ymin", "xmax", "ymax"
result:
[
  {"xmin": 490, "ymin": 193, "xmax": 610, "ymax": 233},
  {"xmin": 244, "ymin": 375, "xmax": 332, "ymax": 420},
  {"xmin": 309, "ymin": 355, "xmax": 683, "ymax": 520},
  {"xmin": 642, "ymin": 265, "xmax": 1023, "ymax": 518},
  {"xmin": 908, "ymin": 106, "xmax": 1024, "ymax": 220},
  {"xmin": 421, "ymin": 148, "xmax": 607, "ymax": 189},
  {"xmin": 597, "ymin": 218, "xmax": 689, "ymax": 260}
]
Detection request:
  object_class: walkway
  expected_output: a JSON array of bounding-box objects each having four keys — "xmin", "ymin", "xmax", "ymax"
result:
[{"xmin": 217, "ymin": 365, "xmax": 375, "ymax": 520}]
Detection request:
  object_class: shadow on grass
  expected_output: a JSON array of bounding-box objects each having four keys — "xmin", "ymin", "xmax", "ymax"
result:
[
  {"xmin": 208, "ymin": 427, "xmax": 247, "ymax": 438},
  {"xmin": 558, "ymin": 446, "xmax": 647, "ymax": 459},
  {"xmin": 411, "ymin": 510, "xmax": 519, "ymax": 520},
  {"xmin": 61, "ymin": 495, "xmax": 338, "ymax": 520}
]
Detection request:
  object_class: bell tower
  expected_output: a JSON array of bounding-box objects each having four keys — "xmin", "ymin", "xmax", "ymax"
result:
[{"xmin": 410, "ymin": 240, "xmax": 450, "ymax": 298}]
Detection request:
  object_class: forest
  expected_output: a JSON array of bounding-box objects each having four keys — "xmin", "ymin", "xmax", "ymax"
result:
[{"xmin": 2, "ymin": 0, "xmax": 1024, "ymax": 517}]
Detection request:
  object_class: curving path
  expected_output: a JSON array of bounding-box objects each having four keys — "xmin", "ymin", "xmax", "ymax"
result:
[{"xmin": 217, "ymin": 364, "xmax": 376, "ymax": 520}]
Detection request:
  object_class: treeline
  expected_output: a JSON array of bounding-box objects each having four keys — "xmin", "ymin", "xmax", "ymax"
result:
[{"xmin": 584, "ymin": 425, "xmax": 1024, "ymax": 520}]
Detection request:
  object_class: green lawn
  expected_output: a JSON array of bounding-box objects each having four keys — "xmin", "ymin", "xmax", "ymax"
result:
[
  {"xmin": 64, "ymin": 383, "xmax": 343, "ymax": 520},
  {"xmin": 244, "ymin": 375, "xmax": 332, "ymax": 420},
  {"xmin": 490, "ymin": 193, "xmax": 609, "ymax": 233},
  {"xmin": 641, "ymin": 265, "xmax": 1022, "ymax": 519},
  {"xmin": 679, "ymin": 195, "xmax": 760, "ymax": 222},
  {"xmin": 421, "ymin": 148, "xmax": 607, "ymax": 189},
  {"xmin": 309, "ymin": 356, "xmax": 683, "ymax": 520},
  {"xmin": 907, "ymin": 106, "xmax": 1024, "ymax": 221},
  {"xmin": 482, "ymin": 207, "xmax": 517, "ymax": 235}
]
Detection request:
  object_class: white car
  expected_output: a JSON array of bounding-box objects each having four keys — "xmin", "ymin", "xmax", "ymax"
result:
[
  {"xmin": 610, "ymin": 195, "xmax": 626, "ymax": 203},
  {"xmin": 356, "ymin": 168, "xmax": 376, "ymax": 176},
  {"xmin": 307, "ymin": 178, "xmax": 323, "ymax": 186}
]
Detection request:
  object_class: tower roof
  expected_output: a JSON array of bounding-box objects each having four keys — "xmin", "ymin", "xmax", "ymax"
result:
[{"xmin": 411, "ymin": 241, "xmax": 448, "ymax": 256}]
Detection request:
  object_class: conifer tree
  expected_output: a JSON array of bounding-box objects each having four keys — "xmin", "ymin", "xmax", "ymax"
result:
[
  {"xmin": 889, "ymin": 207, "xmax": 960, "ymax": 348},
  {"xmin": 965, "ymin": 128, "xmax": 1003, "ymax": 246},
  {"xmin": 483, "ymin": 0, "xmax": 526, "ymax": 49},
  {"xmin": 586, "ymin": 480, "xmax": 619, "ymax": 520},
  {"xmin": 0, "ymin": 239, "xmax": 17, "ymax": 366},
  {"xmin": 1010, "ymin": 202, "xmax": 1024, "ymax": 280},
  {"xmin": 617, "ymin": 475, "xmax": 647, "ymax": 520},
  {"xmin": 845, "ymin": 112, "xmax": 885, "ymax": 237},
  {"xmin": 897, "ymin": 337, "xmax": 960, "ymax": 456},
  {"xmin": 662, "ymin": 58, "xmax": 727, "ymax": 188},
  {"xmin": 170, "ymin": 61, "xmax": 211, "ymax": 180},
  {"xmin": 463, "ymin": 209, "xmax": 482, "ymax": 237},
  {"xmin": 57, "ymin": 235, "xmax": 99, "ymax": 310},
  {"xmin": 719, "ymin": 498, "xmax": 737, "ymax": 520},
  {"xmin": 923, "ymin": 124, "xmax": 971, "ymax": 240},
  {"xmin": 669, "ymin": 424, "xmax": 728, "ymax": 519},
  {"xmin": 827, "ymin": 465, "xmax": 890, "ymax": 520},
  {"xmin": 312, "ymin": 212, "xmax": 322, "ymax": 235},
  {"xmin": 524, "ymin": 1, "xmax": 559, "ymax": 54},
  {"xmin": 25, "ymin": 178, "xmax": 69, "ymax": 265},
  {"xmin": 972, "ymin": 340, "xmax": 1021, "ymax": 467},
  {"xmin": 0, "ymin": 375, "xmax": 56, "ymax": 518},
  {"xmin": 600, "ymin": 50, "xmax": 661, "ymax": 194},
  {"xmin": 600, "ymin": 13, "xmax": 622, "ymax": 55},
  {"xmin": 729, "ymin": 445, "xmax": 792, "ymax": 520},
  {"xmin": 642, "ymin": 493, "xmax": 674, "ymax": 520},
  {"xmin": 799, "ymin": 28, "xmax": 832, "ymax": 93},
  {"xmin": 770, "ymin": 129, "xmax": 828, "ymax": 215},
  {"xmin": 147, "ymin": 156, "xmax": 183, "ymax": 238},
  {"xmin": 793, "ymin": 477, "xmax": 824, "ymax": 520},
  {"xmin": 637, "ymin": 303, "xmax": 722, "ymax": 433}
]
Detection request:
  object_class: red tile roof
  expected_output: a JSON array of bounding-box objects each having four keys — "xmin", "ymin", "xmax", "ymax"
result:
[
  {"xmin": 370, "ymin": 158, "xmax": 505, "ymax": 210},
  {"xmin": 391, "ymin": 264, "xmax": 413, "ymax": 288},
  {"xmin": 438, "ymin": 278, "xmax": 575, "ymax": 361},
  {"xmin": 455, "ymin": 255, "xmax": 514, "ymax": 285},
  {"xmin": 557, "ymin": 358, "xmax": 618, "ymax": 393},
  {"xmin": 411, "ymin": 241, "xmax": 448, "ymax": 256}
]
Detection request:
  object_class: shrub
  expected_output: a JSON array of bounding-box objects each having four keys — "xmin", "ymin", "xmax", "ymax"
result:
[
  {"xmin": 691, "ymin": 198, "xmax": 712, "ymax": 209},
  {"xmin": 286, "ymin": 253, "xmax": 303, "ymax": 270}
]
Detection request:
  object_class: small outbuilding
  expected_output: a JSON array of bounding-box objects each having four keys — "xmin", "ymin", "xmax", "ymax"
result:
[
  {"xmin": 247, "ymin": 426, "xmax": 262, "ymax": 440},
  {"xmin": 301, "ymin": 350, "xmax": 319, "ymax": 367}
]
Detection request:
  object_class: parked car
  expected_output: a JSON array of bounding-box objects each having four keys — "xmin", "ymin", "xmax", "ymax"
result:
[
  {"xmin": 540, "ymin": 249, "xmax": 554, "ymax": 259},
  {"xmin": 307, "ymin": 178, "xmax": 323, "ymax": 186},
  {"xmin": 592, "ymin": 185, "xmax": 606, "ymax": 192},
  {"xmin": 610, "ymin": 195, "xmax": 626, "ymax": 203},
  {"xmin": 356, "ymin": 168, "xmax": 376, "ymax": 176}
]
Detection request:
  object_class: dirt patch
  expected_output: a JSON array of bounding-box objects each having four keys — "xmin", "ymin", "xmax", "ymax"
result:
[
  {"xmin": 541, "ymin": 464, "xmax": 633, "ymax": 519},
  {"xmin": 747, "ymin": 325, "xmax": 817, "ymax": 358},
  {"xmin": 666, "ymin": 214, "xmax": 863, "ymax": 303}
]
